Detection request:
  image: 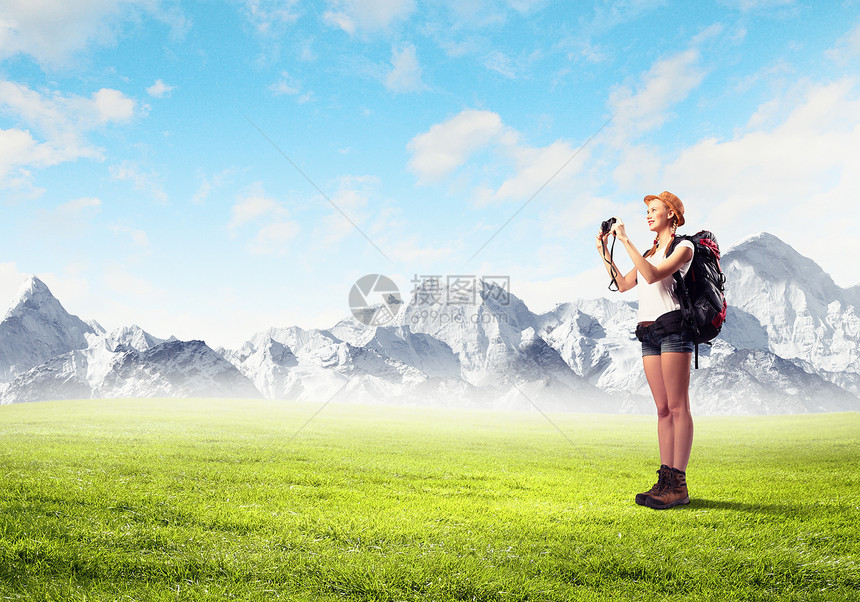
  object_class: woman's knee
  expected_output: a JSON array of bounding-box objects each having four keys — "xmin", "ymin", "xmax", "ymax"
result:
[{"xmin": 667, "ymin": 397, "xmax": 691, "ymax": 419}]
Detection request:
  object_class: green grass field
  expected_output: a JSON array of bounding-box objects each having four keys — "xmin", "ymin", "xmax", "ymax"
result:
[{"xmin": 0, "ymin": 398, "xmax": 858, "ymax": 601}]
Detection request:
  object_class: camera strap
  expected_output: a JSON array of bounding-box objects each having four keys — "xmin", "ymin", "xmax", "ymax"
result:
[{"xmin": 602, "ymin": 235, "xmax": 619, "ymax": 292}]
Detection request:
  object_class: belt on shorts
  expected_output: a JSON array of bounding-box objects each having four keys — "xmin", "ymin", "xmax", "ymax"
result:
[{"xmin": 635, "ymin": 309, "xmax": 683, "ymax": 342}]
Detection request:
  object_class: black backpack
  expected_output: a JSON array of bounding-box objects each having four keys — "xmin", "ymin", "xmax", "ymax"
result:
[{"xmin": 667, "ymin": 231, "xmax": 727, "ymax": 367}]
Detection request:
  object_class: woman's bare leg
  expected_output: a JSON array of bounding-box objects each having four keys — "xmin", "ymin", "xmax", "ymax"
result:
[
  {"xmin": 661, "ymin": 352, "xmax": 693, "ymax": 471},
  {"xmin": 643, "ymin": 355, "xmax": 673, "ymax": 467}
]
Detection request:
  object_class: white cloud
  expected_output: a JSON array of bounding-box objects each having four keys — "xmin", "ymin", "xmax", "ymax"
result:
[
  {"xmin": 483, "ymin": 50, "xmax": 517, "ymax": 79},
  {"xmin": 103, "ymin": 264, "xmax": 165, "ymax": 300},
  {"xmin": 0, "ymin": 80, "xmax": 133, "ymax": 142},
  {"xmin": 253, "ymin": 221, "xmax": 301, "ymax": 250},
  {"xmin": 542, "ymin": 194, "xmax": 618, "ymax": 239},
  {"xmin": 612, "ymin": 143, "xmax": 664, "ymax": 193},
  {"xmin": 269, "ymin": 73, "xmax": 313, "ymax": 102},
  {"xmin": 607, "ymin": 48, "xmax": 705, "ymax": 143},
  {"xmin": 298, "ymin": 37, "xmax": 316, "ymax": 61},
  {"xmin": 110, "ymin": 162, "xmax": 167, "ymax": 204},
  {"xmin": 556, "ymin": 37, "xmax": 607, "ymax": 66},
  {"xmin": 387, "ymin": 238, "xmax": 456, "ymax": 266},
  {"xmin": 0, "ymin": 262, "xmax": 29, "ymax": 312},
  {"xmin": 691, "ymin": 22, "xmax": 725, "ymax": 45},
  {"xmin": 506, "ymin": 0, "xmax": 546, "ymax": 12},
  {"xmin": 130, "ymin": 229, "xmax": 149, "ymax": 248},
  {"xmin": 480, "ymin": 47, "xmax": 543, "ymax": 79},
  {"xmin": 270, "ymin": 81, "xmax": 300, "ymax": 95},
  {"xmin": 92, "ymin": 88, "xmax": 136, "ymax": 123},
  {"xmin": 146, "ymin": 79, "xmax": 175, "ymax": 98},
  {"xmin": 0, "ymin": 80, "xmax": 64, "ymax": 135},
  {"xmin": 661, "ymin": 77, "xmax": 860, "ymax": 286},
  {"xmin": 191, "ymin": 168, "xmax": 236, "ymax": 205},
  {"xmin": 718, "ymin": 0, "xmax": 796, "ymax": 12},
  {"xmin": 243, "ymin": 0, "xmax": 301, "ymax": 36},
  {"xmin": 666, "ymin": 79, "xmax": 859, "ymax": 200},
  {"xmin": 512, "ymin": 270, "xmax": 635, "ymax": 315},
  {"xmin": 586, "ymin": 0, "xmax": 669, "ymax": 33},
  {"xmin": 0, "ymin": 128, "xmax": 37, "ymax": 162},
  {"xmin": 826, "ymin": 24, "xmax": 860, "ymax": 64},
  {"xmin": 407, "ymin": 110, "xmax": 506, "ymax": 183},
  {"xmin": 109, "ymin": 223, "xmax": 151, "ymax": 250},
  {"xmin": 317, "ymin": 175, "xmax": 379, "ymax": 244},
  {"xmin": 0, "ymin": 127, "xmax": 92, "ymax": 187},
  {"xmin": 324, "ymin": 0, "xmax": 416, "ymax": 35},
  {"xmin": 479, "ymin": 139, "xmax": 588, "ymax": 206},
  {"xmin": 0, "ymin": 80, "xmax": 139, "ymax": 187},
  {"xmin": 0, "ymin": 0, "xmax": 179, "ymax": 68},
  {"xmin": 408, "ymin": 109, "xmax": 588, "ymax": 206},
  {"xmin": 732, "ymin": 60, "xmax": 793, "ymax": 98},
  {"xmin": 269, "ymin": 71, "xmax": 302, "ymax": 96},
  {"xmin": 230, "ymin": 191, "xmax": 287, "ymax": 228},
  {"xmin": 192, "ymin": 179, "xmax": 212, "ymax": 205},
  {"xmin": 386, "ymin": 44, "xmax": 426, "ymax": 92},
  {"xmin": 32, "ymin": 197, "xmax": 106, "ymax": 243},
  {"xmin": 58, "ymin": 197, "xmax": 102, "ymax": 215},
  {"xmin": 230, "ymin": 184, "xmax": 299, "ymax": 255}
]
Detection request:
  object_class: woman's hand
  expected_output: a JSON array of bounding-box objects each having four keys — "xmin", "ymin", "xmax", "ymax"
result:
[{"xmin": 609, "ymin": 219, "xmax": 628, "ymax": 242}]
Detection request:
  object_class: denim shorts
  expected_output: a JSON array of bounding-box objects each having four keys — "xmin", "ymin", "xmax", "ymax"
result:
[{"xmin": 640, "ymin": 327, "xmax": 694, "ymax": 356}]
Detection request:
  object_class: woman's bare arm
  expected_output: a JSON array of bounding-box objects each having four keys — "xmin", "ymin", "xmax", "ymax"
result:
[
  {"xmin": 625, "ymin": 240, "xmax": 692, "ymax": 284},
  {"xmin": 608, "ymin": 221, "xmax": 692, "ymax": 285}
]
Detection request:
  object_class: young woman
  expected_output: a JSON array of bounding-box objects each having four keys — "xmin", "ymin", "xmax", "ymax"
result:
[{"xmin": 595, "ymin": 191, "xmax": 694, "ymax": 510}]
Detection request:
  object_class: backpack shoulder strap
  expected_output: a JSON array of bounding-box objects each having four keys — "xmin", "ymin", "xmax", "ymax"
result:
[
  {"xmin": 667, "ymin": 233, "xmax": 695, "ymax": 256},
  {"xmin": 667, "ymin": 235, "xmax": 680, "ymax": 256}
]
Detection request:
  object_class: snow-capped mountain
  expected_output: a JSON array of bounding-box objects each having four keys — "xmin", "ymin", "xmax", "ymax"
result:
[
  {"xmin": 1, "ymin": 232, "xmax": 858, "ymax": 414},
  {"xmin": 400, "ymin": 279, "xmax": 537, "ymax": 385},
  {"xmin": 688, "ymin": 340, "xmax": 859, "ymax": 414},
  {"xmin": 222, "ymin": 322, "xmax": 483, "ymax": 408},
  {"xmin": 102, "ymin": 324, "xmax": 173, "ymax": 353},
  {"xmin": 720, "ymin": 232, "xmax": 860, "ymax": 375},
  {"xmin": 395, "ymin": 278, "xmax": 608, "ymax": 408},
  {"xmin": 97, "ymin": 340, "xmax": 259, "ymax": 399},
  {"xmin": 331, "ymin": 322, "xmax": 462, "ymax": 379},
  {"xmin": 219, "ymin": 333, "xmax": 301, "ymax": 399},
  {"xmin": 0, "ymin": 339, "xmax": 259, "ymax": 403},
  {"xmin": 0, "ymin": 284, "xmax": 256, "ymax": 403},
  {"xmin": 537, "ymin": 298, "xmax": 645, "ymax": 394},
  {"xmin": 527, "ymin": 233, "xmax": 860, "ymax": 414},
  {"xmin": 0, "ymin": 276, "xmax": 101, "ymax": 381},
  {"xmin": 217, "ymin": 278, "xmax": 611, "ymax": 411}
]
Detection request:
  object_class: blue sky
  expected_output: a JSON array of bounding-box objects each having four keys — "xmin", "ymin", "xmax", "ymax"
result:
[{"xmin": 1, "ymin": 0, "xmax": 859, "ymax": 348}]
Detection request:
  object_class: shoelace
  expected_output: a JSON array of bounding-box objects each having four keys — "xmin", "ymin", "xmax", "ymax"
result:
[{"xmin": 654, "ymin": 469, "xmax": 674, "ymax": 495}]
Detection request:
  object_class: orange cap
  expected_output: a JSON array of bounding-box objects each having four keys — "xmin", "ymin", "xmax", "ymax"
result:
[{"xmin": 644, "ymin": 191, "xmax": 685, "ymax": 227}]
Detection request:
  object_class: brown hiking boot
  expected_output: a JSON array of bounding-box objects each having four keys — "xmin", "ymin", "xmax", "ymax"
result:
[
  {"xmin": 643, "ymin": 468, "xmax": 690, "ymax": 510},
  {"xmin": 635, "ymin": 465, "xmax": 670, "ymax": 506}
]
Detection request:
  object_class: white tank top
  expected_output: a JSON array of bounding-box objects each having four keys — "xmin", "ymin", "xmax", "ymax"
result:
[{"xmin": 637, "ymin": 240, "xmax": 694, "ymax": 323}]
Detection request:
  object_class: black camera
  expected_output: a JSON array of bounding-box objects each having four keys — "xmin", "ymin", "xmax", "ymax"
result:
[{"xmin": 600, "ymin": 217, "xmax": 617, "ymax": 235}]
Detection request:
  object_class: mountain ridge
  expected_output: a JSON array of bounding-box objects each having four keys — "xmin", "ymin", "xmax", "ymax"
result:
[
  {"xmin": 1, "ymin": 233, "xmax": 858, "ymax": 414},
  {"xmin": 0, "ymin": 276, "xmax": 100, "ymax": 380}
]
